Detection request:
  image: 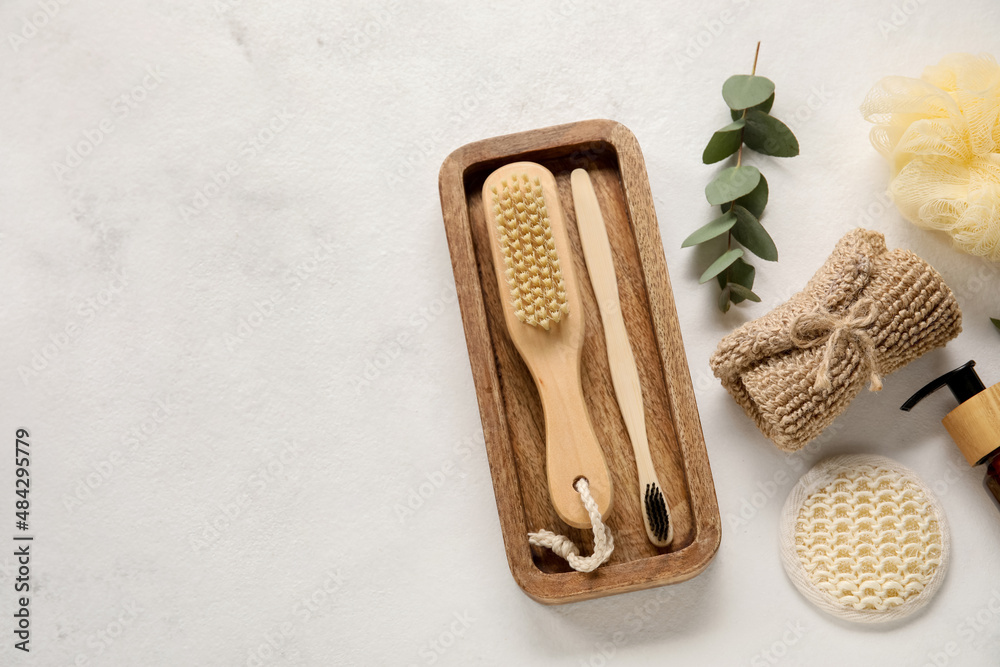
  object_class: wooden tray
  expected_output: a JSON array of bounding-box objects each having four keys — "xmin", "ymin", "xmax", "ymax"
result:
[{"xmin": 438, "ymin": 120, "xmax": 720, "ymax": 604}]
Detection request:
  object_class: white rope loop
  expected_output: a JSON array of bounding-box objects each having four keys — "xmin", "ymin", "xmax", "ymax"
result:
[{"xmin": 527, "ymin": 477, "xmax": 614, "ymax": 573}]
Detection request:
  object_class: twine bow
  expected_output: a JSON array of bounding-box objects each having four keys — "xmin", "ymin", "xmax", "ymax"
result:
[{"xmin": 788, "ymin": 298, "xmax": 883, "ymax": 393}]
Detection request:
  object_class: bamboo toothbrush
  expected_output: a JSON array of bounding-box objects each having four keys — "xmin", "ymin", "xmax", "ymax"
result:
[
  {"xmin": 482, "ymin": 162, "xmax": 613, "ymax": 529},
  {"xmin": 571, "ymin": 168, "xmax": 673, "ymax": 547}
]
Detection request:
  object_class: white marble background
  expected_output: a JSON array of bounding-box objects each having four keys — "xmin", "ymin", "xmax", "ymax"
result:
[{"xmin": 2, "ymin": 0, "xmax": 999, "ymax": 665}]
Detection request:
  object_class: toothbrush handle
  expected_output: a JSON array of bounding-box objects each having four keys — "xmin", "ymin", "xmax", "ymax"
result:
[{"xmin": 572, "ymin": 169, "xmax": 656, "ymax": 480}]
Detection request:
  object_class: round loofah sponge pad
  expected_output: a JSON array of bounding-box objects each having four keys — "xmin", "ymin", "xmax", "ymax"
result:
[{"xmin": 779, "ymin": 455, "xmax": 949, "ymax": 623}]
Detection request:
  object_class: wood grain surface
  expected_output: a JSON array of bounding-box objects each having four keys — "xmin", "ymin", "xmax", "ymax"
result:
[
  {"xmin": 438, "ymin": 120, "xmax": 721, "ymax": 604},
  {"xmin": 480, "ymin": 162, "xmax": 614, "ymax": 529}
]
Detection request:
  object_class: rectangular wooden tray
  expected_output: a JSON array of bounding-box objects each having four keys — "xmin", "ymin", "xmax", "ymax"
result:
[{"xmin": 438, "ymin": 120, "xmax": 720, "ymax": 604}]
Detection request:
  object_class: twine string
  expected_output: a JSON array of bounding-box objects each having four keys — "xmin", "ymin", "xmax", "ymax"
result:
[{"xmin": 788, "ymin": 298, "xmax": 883, "ymax": 392}]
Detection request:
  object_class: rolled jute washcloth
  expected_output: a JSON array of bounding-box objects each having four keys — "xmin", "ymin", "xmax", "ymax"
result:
[{"xmin": 709, "ymin": 228, "xmax": 962, "ymax": 452}]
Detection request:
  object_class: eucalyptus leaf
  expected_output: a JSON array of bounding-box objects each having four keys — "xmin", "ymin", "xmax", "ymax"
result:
[
  {"xmin": 705, "ymin": 166, "xmax": 761, "ymax": 206},
  {"xmin": 717, "ymin": 257, "xmax": 756, "ymax": 302},
  {"xmin": 992, "ymin": 317, "xmax": 1000, "ymax": 332},
  {"xmin": 722, "ymin": 75, "xmax": 775, "ymax": 111},
  {"xmin": 743, "ymin": 109, "xmax": 799, "ymax": 157},
  {"xmin": 731, "ymin": 205, "xmax": 778, "ymax": 261},
  {"xmin": 699, "ymin": 248, "xmax": 744, "ymax": 284},
  {"xmin": 723, "ymin": 173, "xmax": 769, "ymax": 218},
  {"xmin": 681, "ymin": 211, "xmax": 737, "ymax": 247},
  {"xmin": 731, "ymin": 92, "xmax": 774, "ymax": 121},
  {"xmin": 718, "ymin": 285, "xmax": 732, "ymax": 313},
  {"xmin": 728, "ymin": 257, "xmax": 756, "ymax": 288},
  {"xmin": 727, "ymin": 283, "xmax": 761, "ymax": 302},
  {"xmin": 702, "ymin": 118, "xmax": 745, "ymax": 164}
]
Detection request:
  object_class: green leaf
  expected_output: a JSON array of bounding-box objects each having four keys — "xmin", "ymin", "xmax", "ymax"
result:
[
  {"xmin": 702, "ymin": 119, "xmax": 745, "ymax": 164},
  {"xmin": 992, "ymin": 317, "xmax": 1000, "ymax": 332},
  {"xmin": 731, "ymin": 205, "xmax": 778, "ymax": 261},
  {"xmin": 731, "ymin": 92, "xmax": 774, "ymax": 121},
  {"xmin": 718, "ymin": 285, "xmax": 732, "ymax": 313},
  {"xmin": 705, "ymin": 166, "xmax": 761, "ymax": 206},
  {"xmin": 716, "ymin": 256, "xmax": 753, "ymax": 288},
  {"xmin": 699, "ymin": 248, "xmax": 744, "ymax": 284},
  {"xmin": 718, "ymin": 257, "xmax": 756, "ymax": 302},
  {"xmin": 743, "ymin": 109, "xmax": 799, "ymax": 157},
  {"xmin": 723, "ymin": 174, "xmax": 769, "ymax": 218},
  {"xmin": 681, "ymin": 211, "xmax": 737, "ymax": 247},
  {"xmin": 728, "ymin": 283, "xmax": 761, "ymax": 302},
  {"xmin": 728, "ymin": 257, "xmax": 756, "ymax": 288},
  {"xmin": 722, "ymin": 75, "xmax": 775, "ymax": 111}
]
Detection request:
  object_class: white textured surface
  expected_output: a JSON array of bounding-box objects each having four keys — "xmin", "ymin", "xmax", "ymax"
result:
[{"xmin": 2, "ymin": 1, "xmax": 1000, "ymax": 665}]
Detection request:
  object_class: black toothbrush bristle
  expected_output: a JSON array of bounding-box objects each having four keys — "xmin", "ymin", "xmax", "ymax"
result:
[{"xmin": 644, "ymin": 483, "xmax": 670, "ymax": 542}]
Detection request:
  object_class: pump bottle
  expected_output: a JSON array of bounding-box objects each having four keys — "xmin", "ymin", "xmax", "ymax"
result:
[{"xmin": 902, "ymin": 360, "xmax": 1000, "ymax": 510}]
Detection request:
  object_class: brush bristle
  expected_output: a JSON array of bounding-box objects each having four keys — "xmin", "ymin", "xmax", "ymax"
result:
[
  {"xmin": 644, "ymin": 483, "xmax": 670, "ymax": 543},
  {"xmin": 491, "ymin": 173, "xmax": 568, "ymax": 330}
]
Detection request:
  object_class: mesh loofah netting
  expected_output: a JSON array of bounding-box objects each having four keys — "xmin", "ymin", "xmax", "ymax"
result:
[
  {"xmin": 779, "ymin": 455, "xmax": 949, "ymax": 624},
  {"xmin": 861, "ymin": 53, "xmax": 1000, "ymax": 260}
]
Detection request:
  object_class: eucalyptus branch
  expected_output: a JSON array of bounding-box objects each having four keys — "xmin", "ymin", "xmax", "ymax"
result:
[{"xmin": 683, "ymin": 42, "xmax": 800, "ymax": 313}]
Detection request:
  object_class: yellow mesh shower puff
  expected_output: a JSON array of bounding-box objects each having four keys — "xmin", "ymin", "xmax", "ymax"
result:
[
  {"xmin": 861, "ymin": 53, "xmax": 1000, "ymax": 260},
  {"xmin": 779, "ymin": 455, "xmax": 949, "ymax": 623}
]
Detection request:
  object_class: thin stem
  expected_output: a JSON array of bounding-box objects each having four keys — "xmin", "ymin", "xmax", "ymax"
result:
[{"xmin": 723, "ymin": 41, "xmax": 760, "ymax": 299}]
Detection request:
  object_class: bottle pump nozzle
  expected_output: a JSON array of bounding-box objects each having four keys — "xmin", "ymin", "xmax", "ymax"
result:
[{"xmin": 901, "ymin": 360, "xmax": 986, "ymax": 412}]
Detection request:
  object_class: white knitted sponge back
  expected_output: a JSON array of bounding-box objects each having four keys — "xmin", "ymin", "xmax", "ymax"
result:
[{"xmin": 779, "ymin": 455, "xmax": 949, "ymax": 623}]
